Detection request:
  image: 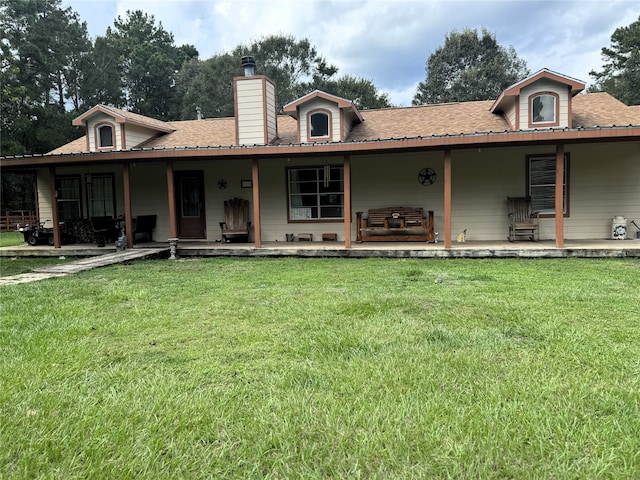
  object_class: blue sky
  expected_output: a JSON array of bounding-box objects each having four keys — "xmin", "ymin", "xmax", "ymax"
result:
[{"xmin": 63, "ymin": 0, "xmax": 638, "ymax": 106}]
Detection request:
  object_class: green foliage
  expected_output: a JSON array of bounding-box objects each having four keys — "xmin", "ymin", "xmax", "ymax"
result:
[
  {"xmin": 413, "ymin": 28, "xmax": 530, "ymax": 104},
  {"xmin": 0, "ymin": 0, "xmax": 88, "ymax": 154},
  {"xmin": 100, "ymin": 10, "xmax": 198, "ymax": 120},
  {"xmin": 175, "ymin": 35, "xmax": 391, "ymax": 119},
  {"xmin": 1, "ymin": 258, "xmax": 639, "ymax": 478},
  {"xmin": 589, "ymin": 16, "xmax": 640, "ymax": 105}
]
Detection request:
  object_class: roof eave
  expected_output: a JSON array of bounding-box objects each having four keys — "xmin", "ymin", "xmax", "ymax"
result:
[{"xmin": 3, "ymin": 126, "xmax": 638, "ymax": 168}]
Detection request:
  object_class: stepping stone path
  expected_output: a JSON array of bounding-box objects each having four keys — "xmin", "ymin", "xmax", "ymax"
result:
[{"xmin": 0, "ymin": 249, "xmax": 166, "ymax": 285}]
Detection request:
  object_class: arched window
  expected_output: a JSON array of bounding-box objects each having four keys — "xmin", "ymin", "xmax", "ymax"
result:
[
  {"xmin": 308, "ymin": 110, "xmax": 330, "ymax": 139},
  {"xmin": 529, "ymin": 93, "xmax": 558, "ymax": 126},
  {"xmin": 96, "ymin": 123, "xmax": 114, "ymax": 148}
]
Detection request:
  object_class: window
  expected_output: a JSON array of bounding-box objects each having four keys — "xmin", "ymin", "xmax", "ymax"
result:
[
  {"xmin": 86, "ymin": 173, "xmax": 115, "ymax": 217},
  {"xmin": 288, "ymin": 166, "xmax": 344, "ymax": 221},
  {"xmin": 530, "ymin": 93, "xmax": 558, "ymax": 126},
  {"xmin": 308, "ymin": 110, "xmax": 330, "ymax": 139},
  {"xmin": 56, "ymin": 176, "xmax": 81, "ymax": 221},
  {"xmin": 527, "ymin": 154, "xmax": 569, "ymax": 216},
  {"xmin": 96, "ymin": 123, "xmax": 114, "ymax": 148}
]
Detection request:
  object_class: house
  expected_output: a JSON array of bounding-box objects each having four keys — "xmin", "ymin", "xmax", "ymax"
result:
[{"xmin": 1, "ymin": 61, "xmax": 639, "ymax": 250}]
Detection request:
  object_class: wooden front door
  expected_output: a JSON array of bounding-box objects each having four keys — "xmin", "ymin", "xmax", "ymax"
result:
[{"xmin": 175, "ymin": 171, "xmax": 206, "ymax": 238}]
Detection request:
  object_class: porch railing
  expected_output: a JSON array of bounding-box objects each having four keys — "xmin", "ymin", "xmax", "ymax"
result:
[{"xmin": 0, "ymin": 212, "xmax": 38, "ymax": 231}]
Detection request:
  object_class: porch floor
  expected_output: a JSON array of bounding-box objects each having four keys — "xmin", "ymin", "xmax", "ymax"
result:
[{"xmin": 2, "ymin": 239, "xmax": 639, "ymax": 259}]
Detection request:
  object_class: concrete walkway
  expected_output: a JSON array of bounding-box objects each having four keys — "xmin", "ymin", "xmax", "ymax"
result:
[{"xmin": 0, "ymin": 248, "xmax": 166, "ymax": 285}]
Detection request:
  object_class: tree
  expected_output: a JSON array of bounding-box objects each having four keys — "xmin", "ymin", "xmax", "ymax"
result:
[
  {"xmin": 101, "ymin": 10, "xmax": 198, "ymax": 119},
  {"xmin": 589, "ymin": 16, "xmax": 640, "ymax": 105},
  {"xmin": 0, "ymin": 0, "xmax": 89, "ymax": 155},
  {"xmin": 175, "ymin": 35, "xmax": 390, "ymax": 119},
  {"xmin": 317, "ymin": 75, "xmax": 392, "ymax": 109},
  {"xmin": 413, "ymin": 28, "xmax": 529, "ymax": 105}
]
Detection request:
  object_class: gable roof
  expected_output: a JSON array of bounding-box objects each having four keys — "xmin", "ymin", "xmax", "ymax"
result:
[
  {"xmin": 72, "ymin": 105, "xmax": 176, "ymax": 133},
  {"xmin": 45, "ymin": 92, "xmax": 638, "ymax": 156},
  {"xmin": 283, "ymin": 90, "xmax": 364, "ymax": 122},
  {"xmin": 491, "ymin": 68, "xmax": 586, "ymax": 114}
]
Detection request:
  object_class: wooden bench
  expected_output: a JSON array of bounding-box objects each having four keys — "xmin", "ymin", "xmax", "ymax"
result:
[{"xmin": 356, "ymin": 207, "xmax": 435, "ymax": 242}]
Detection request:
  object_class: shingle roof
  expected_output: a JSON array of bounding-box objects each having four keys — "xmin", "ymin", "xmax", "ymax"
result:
[{"xmin": 48, "ymin": 92, "xmax": 639, "ymax": 155}]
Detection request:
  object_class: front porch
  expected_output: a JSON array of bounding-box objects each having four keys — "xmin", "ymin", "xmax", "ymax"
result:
[{"xmin": 2, "ymin": 239, "xmax": 639, "ymax": 259}]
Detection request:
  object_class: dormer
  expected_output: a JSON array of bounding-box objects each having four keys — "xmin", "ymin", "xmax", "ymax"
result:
[
  {"xmin": 72, "ymin": 105, "xmax": 175, "ymax": 152},
  {"xmin": 283, "ymin": 90, "xmax": 363, "ymax": 143},
  {"xmin": 490, "ymin": 69, "xmax": 585, "ymax": 130}
]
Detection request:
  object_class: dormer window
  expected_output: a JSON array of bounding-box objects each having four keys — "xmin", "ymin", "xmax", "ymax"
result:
[
  {"xmin": 529, "ymin": 92, "xmax": 559, "ymax": 127},
  {"xmin": 308, "ymin": 110, "xmax": 330, "ymax": 139},
  {"xmin": 96, "ymin": 123, "xmax": 114, "ymax": 148}
]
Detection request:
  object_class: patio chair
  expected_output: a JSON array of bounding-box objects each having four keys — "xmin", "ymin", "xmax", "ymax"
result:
[
  {"xmin": 219, "ymin": 198, "xmax": 250, "ymax": 242},
  {"xmin": 91, "ymin": 216, "xmax": 120, "ymax": 247},
  {"xmin": 133, "ymin": 215, "xmax": 157, "ymax": 243},
  {"xmin": 507, "ymin": 196, "xmax": 539, "ymax": 241}
]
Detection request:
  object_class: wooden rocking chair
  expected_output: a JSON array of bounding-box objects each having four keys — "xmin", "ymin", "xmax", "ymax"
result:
[
  {"xmin": 219, "ymin": 198, "xmax": 251, "ymax": 242},
  {"xmin": 507, "ymin": 196, "xmax": 539, "ymax": 241}
]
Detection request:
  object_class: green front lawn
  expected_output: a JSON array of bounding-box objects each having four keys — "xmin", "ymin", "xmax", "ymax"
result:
[
  {"xmin": 0, "ymin": 230, "xmax": 26, "ymax": 247},
  {"xmin": 1, "ymin": 258, "xmax": 639, "ymax": 479}
]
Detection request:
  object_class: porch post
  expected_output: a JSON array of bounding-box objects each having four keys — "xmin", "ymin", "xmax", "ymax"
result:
[
  {"xmin": 122, "ymin": 162, "xmax": 134, "ymax": 248},
  {"xmin": 252, "ymin": 158, "xmax": 261, "ymax": 248},
  {"xmin": 48, "ymin": 166, "xmax": 61, "ymax": 248},
  {"xmin": 555, "ymin": 143, "xmax": 565, "ymax": 248},
  {"xmin": 166, "ymin": 161, "xmax": 178, "ymax": 239},
  {"xmin": 443, "ymin": 149, "xmax": 452, "ymax": 248},
  {"xmin": 343, "ymin": 155, "xmax": 352, "ymax": 249}
]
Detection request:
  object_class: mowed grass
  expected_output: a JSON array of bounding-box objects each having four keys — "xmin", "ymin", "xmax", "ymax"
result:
[{"xmin": 1, "ymin": 257, "xmax": 639, "ymax": 479}]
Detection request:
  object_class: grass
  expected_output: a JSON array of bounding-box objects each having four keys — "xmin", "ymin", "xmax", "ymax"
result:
[
  {"xmin": 0, "ymin": 231, "xmax": 71, "ymax": 276},
  {"xmin": 1, "ymin": 257, "xmax": 639, "ymax": 479},
  {"xmin": 0, "ymin": 230, "xmax": 25, "ymax": 247}
]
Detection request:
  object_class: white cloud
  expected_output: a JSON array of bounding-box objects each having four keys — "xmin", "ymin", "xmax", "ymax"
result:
[{"xmin": 64, "ymin": 0, "xmax": 638, "ymax": 106}]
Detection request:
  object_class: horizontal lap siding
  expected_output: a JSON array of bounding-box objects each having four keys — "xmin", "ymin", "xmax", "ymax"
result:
[
  {"xmin": 564, "ymin": 143, "xmax": 639, "ymax": 239},
  {"xmin": 520, "ymin": 80, "xmax": 570, "ymax": 129}
]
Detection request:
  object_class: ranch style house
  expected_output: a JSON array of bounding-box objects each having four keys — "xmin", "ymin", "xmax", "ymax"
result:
[{"xmin": 1, "ymin": 61, "xmax": 639, "ymax": 250}]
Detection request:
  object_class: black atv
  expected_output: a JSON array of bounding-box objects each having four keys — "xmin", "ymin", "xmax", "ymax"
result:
[{"xmin": 19, "ymin": 222, "xmax": 55, "ymax": 246}]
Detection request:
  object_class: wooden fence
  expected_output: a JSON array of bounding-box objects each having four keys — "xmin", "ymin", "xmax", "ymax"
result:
[{"xmin": 0, "ymin": 212, "xmax": 38, "ymax": 231}]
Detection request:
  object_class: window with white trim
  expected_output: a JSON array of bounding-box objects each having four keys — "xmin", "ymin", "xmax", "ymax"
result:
[
  {"xmin": 527, "ymin": 154, "xmax": 569, "ymax": 216},
  {"xmin": 288, "ymin": 166, "xmax": 343, "ymax": 221},
  {"xmin": 309, "ymin": 111, "xmax": 330, "ymax": 138},
  {"xmin": 531, "ymin": 93, "xmax": 557, "ymax": 124}
]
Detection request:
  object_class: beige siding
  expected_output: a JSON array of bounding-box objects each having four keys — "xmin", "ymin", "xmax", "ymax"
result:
[
  {"xmin": 564, "ymin": 142, "xmax": 640, "ymax": 239},
  {"xmin": 298, "ymin": 99, "xmax": 341, "ymax": 142},
  {"xmin": 162, "ymin": 160, "xmax": 254, "ymax": 241},
  {"xmin": 124, "ymin": 124, "xmax": 158, "ymax": 149},
  {"xmin": 236, "ymin": 79, "xmax": 266, "ymax": 145},
  {"xmin": 86, "ymin": 112, "xmax": 121, "ymax": 151},
  {"xmin": 520, "ymin": 79, "xmax": 570, "ymax": 129},
  {"xmin": 265, "ymin": 82, "xmax": 277, "ymax": 143},
  {"xmin": 36, "ymin": 169, "xmax": 53, "ymax": 226}
]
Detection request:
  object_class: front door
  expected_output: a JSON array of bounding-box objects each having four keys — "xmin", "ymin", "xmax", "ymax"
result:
[{"xmin": 175, "ymin": 171, "xmax": 206, "ymax": 238}]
